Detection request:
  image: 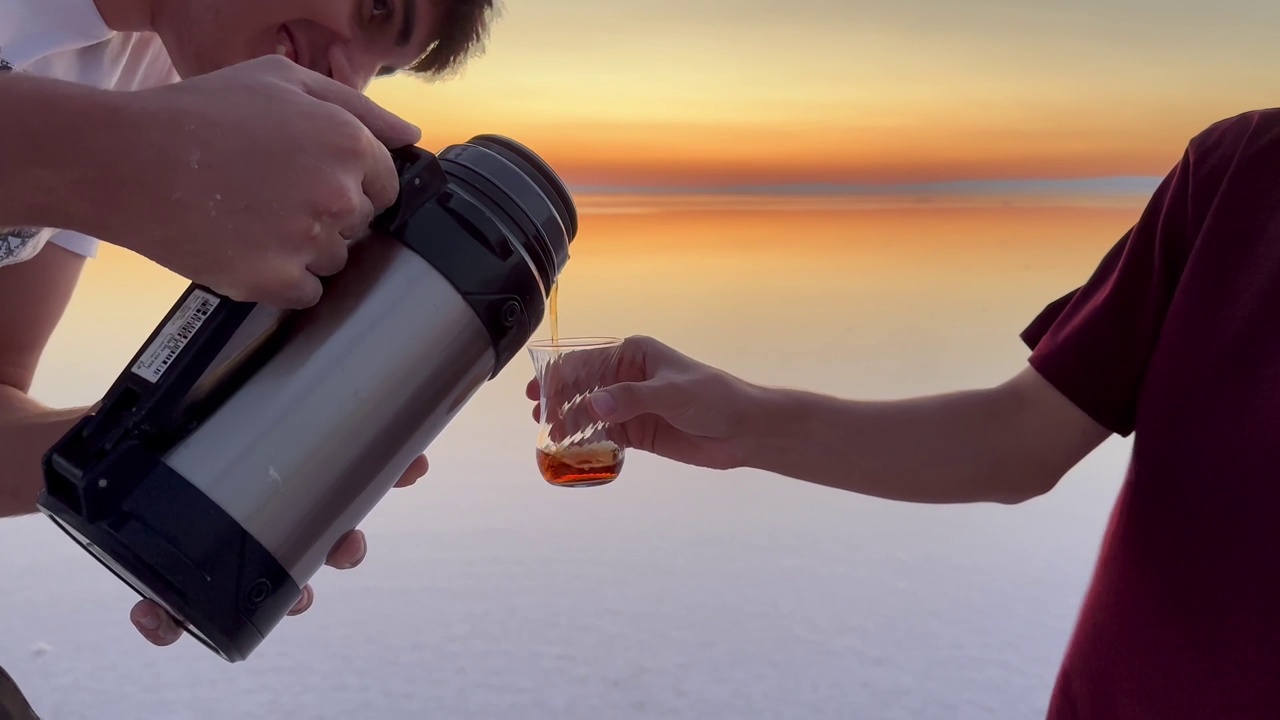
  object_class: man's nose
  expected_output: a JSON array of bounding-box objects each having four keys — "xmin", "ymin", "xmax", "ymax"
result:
[{"xmin": 328, "ymin": 43, "xmax": 382, "ymax": 90}]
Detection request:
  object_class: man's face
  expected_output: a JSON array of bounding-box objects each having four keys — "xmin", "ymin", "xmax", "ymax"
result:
[{"xmin": 154, "ymin": 0, "xmax": 444, "ymax": 89}]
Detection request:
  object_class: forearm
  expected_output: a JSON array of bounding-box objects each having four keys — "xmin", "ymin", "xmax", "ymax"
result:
[
  {"xmin": 0, "ymin": 73, "xmax": 125, "ymax": 233},
  {"xmin": 734, "ymin": 380, "xmax": 1070, "ymax": 505},
  {"xmin": 0, "ymin": 386, "xmax": 90, "ymax": 518}
]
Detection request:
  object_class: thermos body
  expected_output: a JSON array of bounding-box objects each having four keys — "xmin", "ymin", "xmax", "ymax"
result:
[
  {"xmin": 36, "ymin": 135, "xmax": 578, "ymax": 662},
  {"xmin": 164, "ymin": 236, "xmax": 496, "ymax": 586}
]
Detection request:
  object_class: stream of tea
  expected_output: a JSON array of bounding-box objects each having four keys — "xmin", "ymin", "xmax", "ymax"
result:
[
  {"xmin": 549, "ymin": 283, "xmax": 559, "ymax": 343},
  {"xmin": 535, "ymin": 282, "xmax": 625, "ymax": 487}
]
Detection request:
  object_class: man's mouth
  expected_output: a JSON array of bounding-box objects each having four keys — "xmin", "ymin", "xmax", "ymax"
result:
[{"xmin": 275, "ymin": 26, "xmax": 298, "ymax": 64}]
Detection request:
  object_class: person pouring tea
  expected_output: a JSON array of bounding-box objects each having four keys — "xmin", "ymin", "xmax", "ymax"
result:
[
  {"xmin": 526, "ymin": 108, "xmax": 1280, "ymax": 719},
  {"xmin": 0, "ymin": 0, "xmax": 493, "ymax": 649}
]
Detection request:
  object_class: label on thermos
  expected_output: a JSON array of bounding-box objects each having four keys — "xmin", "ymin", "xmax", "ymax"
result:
[{"xmin": 131, "ymin": 288, "xmax": 221, "ymax": 383}]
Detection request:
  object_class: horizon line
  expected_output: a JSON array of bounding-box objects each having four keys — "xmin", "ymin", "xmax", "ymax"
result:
[{"xmin": 565, "ymin": 175, "xmax": 1163, "ymax": 197}]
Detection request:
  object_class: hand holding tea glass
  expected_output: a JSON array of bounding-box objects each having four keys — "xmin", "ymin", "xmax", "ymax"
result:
[{"xmin": 526, "ymin": 335, "xmax": 754, "ymax": 483}]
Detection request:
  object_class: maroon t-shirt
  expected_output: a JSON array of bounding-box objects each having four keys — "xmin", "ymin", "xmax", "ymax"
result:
[{"xmin": 1021, "ymin": 108, "xmax": 1280, "ymax": 717}]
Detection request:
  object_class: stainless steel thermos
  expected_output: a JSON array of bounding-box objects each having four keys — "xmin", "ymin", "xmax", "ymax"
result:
[{"xmin": 36, "ymin": 135, "xmax": 577, "ymax": 662}]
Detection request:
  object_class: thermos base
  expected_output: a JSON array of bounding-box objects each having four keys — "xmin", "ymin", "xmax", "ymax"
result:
[{"xmin": 37, "ymin": 447, "xmax": 302, "ymax": 663}]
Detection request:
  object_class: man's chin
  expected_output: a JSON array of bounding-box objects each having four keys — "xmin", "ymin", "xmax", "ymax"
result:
[{"xmin": 161, "ymin": 51, "xmax": 214, "ymax": 80}]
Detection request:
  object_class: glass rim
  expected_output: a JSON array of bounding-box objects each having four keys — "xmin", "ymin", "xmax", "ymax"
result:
[{"xmin": 528, "ymin": 336, "xmax": 623, "ymax": 351}]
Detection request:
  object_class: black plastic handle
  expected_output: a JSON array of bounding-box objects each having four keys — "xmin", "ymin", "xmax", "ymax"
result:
[{"xmin": 374, "ymin": 145, "xmax": 450, "ymax": 235}]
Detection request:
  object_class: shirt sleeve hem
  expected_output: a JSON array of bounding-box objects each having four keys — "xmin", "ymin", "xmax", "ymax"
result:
[{"xmin": 1026, "ymin": 350, "xmax": 1134, "ymax": 438}]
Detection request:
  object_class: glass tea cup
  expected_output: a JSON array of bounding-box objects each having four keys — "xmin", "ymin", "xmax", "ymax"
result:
[{"xmin": 528, "ymin": 337, "xmax": 625, "ymax": 488}]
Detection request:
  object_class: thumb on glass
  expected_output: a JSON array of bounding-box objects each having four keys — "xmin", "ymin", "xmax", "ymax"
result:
[{"xmin": 588, "ymin": 381, "xmax": 677, "ymax": 423}]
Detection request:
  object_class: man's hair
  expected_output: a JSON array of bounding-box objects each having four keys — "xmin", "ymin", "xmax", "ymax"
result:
[{"xmin": 407, "ymin": 0, "xmax": 497, "ymax": 79}]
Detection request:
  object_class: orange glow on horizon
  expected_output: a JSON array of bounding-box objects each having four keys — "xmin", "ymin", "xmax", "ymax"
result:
[
  {"xmin": 359, "ymin": 0, "xmax": 1277, "ymax": 189},
  {"xmin": 457, "ymin": 122, "xmax": 1189, "ymax": 187},
  {"xmin": 369, "ymin": 80, "xmax": 1215, "ymax": 187}
]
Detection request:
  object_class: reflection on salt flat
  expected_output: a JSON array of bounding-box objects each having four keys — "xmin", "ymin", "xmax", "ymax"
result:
[{"xmin": 5, "ymin": 193, "xmax": 1142, "ymax": 720}]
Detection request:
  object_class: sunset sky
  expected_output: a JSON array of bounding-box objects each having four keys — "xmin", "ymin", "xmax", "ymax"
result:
[{"xmin": 367, "ymin": 0, "xmax": 1279, "ymax": 189}]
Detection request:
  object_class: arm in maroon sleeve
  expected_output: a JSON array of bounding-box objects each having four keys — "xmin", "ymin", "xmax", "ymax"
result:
[{"xmin": 722, "ymin": 115, "xmax": 1260, "ymax": 503}]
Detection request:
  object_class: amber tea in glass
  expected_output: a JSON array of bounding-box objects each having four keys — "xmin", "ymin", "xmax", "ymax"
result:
[{"xmin": 528, "ymin": 336, "xmax": 625, "ymax": 487}]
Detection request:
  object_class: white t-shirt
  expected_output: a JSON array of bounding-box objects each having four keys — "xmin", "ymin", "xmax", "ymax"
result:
[{"xmin": 0, "ymin": 0, "xmax": 178, "ymax": 267}]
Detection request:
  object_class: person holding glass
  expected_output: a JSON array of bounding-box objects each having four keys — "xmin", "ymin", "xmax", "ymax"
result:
[{"xmin": 525, "ymin": 108, "xmax": 1280, "ymax": 719}]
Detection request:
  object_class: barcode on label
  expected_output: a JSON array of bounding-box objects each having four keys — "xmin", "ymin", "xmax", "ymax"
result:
[{"xmin": 131, "ymin": 289, "xmax": 221, "ymax": 383}]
